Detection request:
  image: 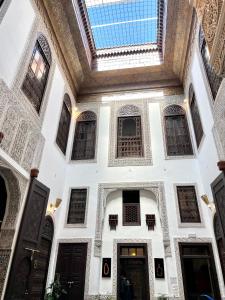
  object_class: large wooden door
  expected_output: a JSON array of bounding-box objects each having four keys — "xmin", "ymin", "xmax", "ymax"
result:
[
  {"xmin": 5, "ymin": 178, "xmax": 50, "ymax": 300},
  {"xmin": 55, "ymin": 243, "xmax": 87, "ymax": 300},
  {"xmin": 30, "ymin": 216, "xmax": 54, "ymax": 299}
]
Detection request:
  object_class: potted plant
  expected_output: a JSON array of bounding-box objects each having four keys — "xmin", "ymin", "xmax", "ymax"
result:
[{"xmin": 44, "ymin": 273, "xmax": 67, "ymax": 300}]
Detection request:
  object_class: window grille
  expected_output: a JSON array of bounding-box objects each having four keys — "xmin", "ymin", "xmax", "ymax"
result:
[
  {"xmin": 117, "ymin": 116, "xmax": 143, "ymax": 158},
  {"xmin": 123, "ymin": 190, "xmax": 141, "ymax": 226},
  {"xmin": 177, "ymin": 186, "xmax": 201, "ymax": 223},
  {"xmin": 22, "ymin": 35, "xmax": 51, "ymax": 113},
  {"xmin": 189, "ymin": 85, "xmax": 203, "ymax": 148},
  {"xmin": 67, "ymin": 189, "xmax": 87, "ymax": 224},
  {"xmin": 71, "ymin": 111, "xmax": 97, "ymax": 160},
  {"xmin": 199, "ymin": 27, "xmax": 222, "ymax": 100},
  {"xmin": 56, "ymin": 94, "xmax": 72, "ymax": 154},
  {"xmin": 164, "ymin": 105, "xmax": 193, "ymax": 156}
]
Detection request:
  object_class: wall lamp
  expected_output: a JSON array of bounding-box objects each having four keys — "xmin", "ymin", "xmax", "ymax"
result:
[
  {"xmin": 201, "ymin": 194, "xmax": 216, "ymax": 212},
  {"xmin": 47, "ymin": 198, "xmax": 62, "ymax": 214}
]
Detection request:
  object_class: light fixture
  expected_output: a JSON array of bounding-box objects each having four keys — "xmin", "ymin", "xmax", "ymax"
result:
[
  {"xmin": 201, "ymin": 194, "xmax": 216, "ymax": 212},
  {"xmin": 47, "ymin": 198, "xmax": 62, "ymax": 214}
]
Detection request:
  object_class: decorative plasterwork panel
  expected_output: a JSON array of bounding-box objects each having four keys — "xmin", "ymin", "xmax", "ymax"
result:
[
  {"xmin": 54, "ymin": 238, "xmax": 92, "ymax": 300},
  {"xmin": 108, "ymin": 100, "xmax": 152, "ymax": 167},
  {"xmin": 69, "ymin": 102, "xmax": 100, "ymax": 164},
  {"xmin": 174, "ymin": 237, "xmax": 224, "ymax": 300},
  {"xmin": 112, "ymin": 239, "xmax": 154, "ymax": 299},
  {"xmin": 94, "ymin": 182, "xmax": 171, "ymax": 258}
]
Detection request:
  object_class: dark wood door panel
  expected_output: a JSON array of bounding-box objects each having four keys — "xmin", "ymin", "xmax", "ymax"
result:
[{"xmin": 55, "ymin": 243, "xmax": 87, "ymax": 300}]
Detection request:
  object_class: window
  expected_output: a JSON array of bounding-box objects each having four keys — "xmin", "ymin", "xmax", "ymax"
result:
[
  {"xmin": 71, "ymin": 111, "xmax": 97, "ymax": 160},
  {"xmin": 22, "ymin": 34, "xmax": 51, "ymax": 113},
  {"xmin": 123, "ymin": 190, "xmax": 141, "ymax": 226},
  {"xmin": 56, "ymin": 94, "xmax": 72, "ymax": 154},
  {"xmin": 117, "ymin": 116, "xmax": 143, "ymax": 158},
  {"xmin": 0, "ymin": 175, "xmax": 7, "ymax": 230},
  {"xmin": 67, "ymin": 189, "xmax": 87, "ymax": 224},
  {"xmin": 164, "ymin": 105, "xmax": 193, "ymax": 156},
  {"xmin": 177, "ymin": 186, "xmax": 201, "ymax": 223},
  {"xmin": 0, "ymin": 0, "xmax": 4, "ymax": 7},
  {"xmin": 199, "ymin": 27, "xmax": 222, "ymax": 100},
  {"xmin": 189, "ymin": 85, "xmax": 204, "ymax": 148}
]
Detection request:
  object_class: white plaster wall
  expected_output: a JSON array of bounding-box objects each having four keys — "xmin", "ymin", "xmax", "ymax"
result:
[{"xmin": 0, "ymin": 0, "xmax": 36, "ymax": 87}]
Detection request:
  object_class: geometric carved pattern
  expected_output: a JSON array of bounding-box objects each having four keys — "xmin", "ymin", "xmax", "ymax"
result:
[
  {"xmin": 67, "ymin": 189, "xmax": 87, "ymax": 224},
  {"xmin": 118, "ymin": 105, "xmax": 141, "ymax": 117},
  {"xmin": 37, "ymin": 34, "xmax": 52, "ymax": 65},
  {"xmin": 77, "ymin": 110, "xmax": 97, "ymax": 122}
]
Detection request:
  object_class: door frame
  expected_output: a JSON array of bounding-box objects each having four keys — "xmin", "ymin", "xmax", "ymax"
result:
[
  {"xmin": 117, "ymin": 243, "xmax": 150, "ymax": 300},
  {"xmin": 52, "ymin": 238, "xmax": 92, "ymax": 299}
]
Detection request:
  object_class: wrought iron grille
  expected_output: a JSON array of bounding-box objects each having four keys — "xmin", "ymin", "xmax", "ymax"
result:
[
  {"xmin": 177, "ymin": 186, "xmax": 201, "ymax": 223},
  {"xmin": 117, "ymin": 116, "xmax": 143, "ymax": 158},
  {"xmin": 56, "ymin": 94, "xmax": 72, "ymax": 154},
  {"xmin": 189, "ymin": 86, "xmax": 203, "ymax": 148},
  {"xmin": 67, "ymin": 189, "xmax": 87, "ymax": 224},
  {"xmin": 164, "ymin": 105, "xmax": 193, "ymax": 156},
  {"xmin": 22, "ymin": 40, "xmax": 50, "ymax": 113},
  {"xmin": 72, "ymin": 119, "xmax": 96, "ymax": 160},
  {"xmin": 199, "ymin": 27, "xmax": 223, "ymax": 100}
]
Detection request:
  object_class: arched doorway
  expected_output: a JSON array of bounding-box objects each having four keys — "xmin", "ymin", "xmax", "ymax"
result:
[
  {"xmin": 0, "ymin": 174, "xmax": 7, "ymax": 229},
  {"xmin": 30, "ymin": 216, "xmax": 54, "ymax": 298},
  {"xmin": 214, "ymin": 214, "xmax": 225, "ymax": 282}
]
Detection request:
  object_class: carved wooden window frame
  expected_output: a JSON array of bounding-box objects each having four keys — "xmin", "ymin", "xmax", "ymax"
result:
[
  {"xmin": 122, "ymin": 190, "xmax": 141, "ymax": 226},
  {"xmin": 71, "ymin": 111, "xmax": 97, "ymax": 161},
  {"xmin": 189, "ymin": 84, "xmax": 204, "ymax": 148},
  {"xmin": 56, "ymin": 94, "xmax": 72, "ymax": 155},
  {"xmin": 163, "ymin": 105, "xmax": 193, "ymax": 156},
  {"xmin": 109, "ymin": 101, "xmax": 152, "ymax": 167},
  {"xmin": 199, "ymin": 27, "xmax": 223, "ymax": 101},
  {"xmin": 21, "ymin": 34, "xmax": 52, "ymax": 114}
]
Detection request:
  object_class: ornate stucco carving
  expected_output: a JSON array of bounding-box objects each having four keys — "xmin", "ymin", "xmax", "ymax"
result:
[{"xmin": 94, "ymin": 182, "xmax": 171, "ymax": 257}]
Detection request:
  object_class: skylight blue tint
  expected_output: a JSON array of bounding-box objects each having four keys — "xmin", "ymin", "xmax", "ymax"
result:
[{"xmin": 85, "ymin": 0, "xmax": 158, "ymax": 49}]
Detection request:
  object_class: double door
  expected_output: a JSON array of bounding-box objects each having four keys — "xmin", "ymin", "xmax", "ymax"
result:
[{"xmin": 55, "ymin": 243, "xmax": 87, "ymax": 300}]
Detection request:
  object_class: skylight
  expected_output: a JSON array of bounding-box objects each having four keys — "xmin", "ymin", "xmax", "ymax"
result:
[{"xmin": 84, "ymin": 0, "xmax": 158, "ymax": 50}]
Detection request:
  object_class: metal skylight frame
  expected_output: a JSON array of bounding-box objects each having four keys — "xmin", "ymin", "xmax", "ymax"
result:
[{"xmin": 77, "ymin": 0, "xmax": 164, "ymax": 58}]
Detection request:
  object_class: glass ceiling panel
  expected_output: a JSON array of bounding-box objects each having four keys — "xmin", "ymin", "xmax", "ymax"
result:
[{"xmin": 84, "ymin": 0, "xmax": 158, "ymax": 50}]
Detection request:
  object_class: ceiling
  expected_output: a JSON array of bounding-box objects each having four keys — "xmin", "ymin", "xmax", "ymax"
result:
[{"xmin": 38, "ymin": 0, "xmax": 194, "ymax": 97}]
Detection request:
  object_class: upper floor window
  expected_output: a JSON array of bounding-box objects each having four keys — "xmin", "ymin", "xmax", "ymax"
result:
[
  {"xmin": 189, "ymin": 85, "xmax": 204, "ymax": 148},
  {"xmin": 176, "ymin": 186, "xmax": 201, "ymax": 223},
  {"xmin": 22, "ymin": 34, "xmax": 51, "ymax": 113},
  {"xmin": 71, "ymin": 111, "xmax": 97, "ymax": 160},
  {"xmin": 0, "ymin": 0, "xmax": 4, "ymax": 7},
  {"xmin": 67, "ymin": 189, "xmax": 87, "ymax": 224},
  {"xmin": 164, "ymin": 105, "xmax": 193, "ymax": 156},
  {"xmin": 56, "ymin": 94, "xmax": 72, "ymax": 155},
  {"xmin": 117, "ymin": 105, "xmax": 143, "ymax": 158},
  {"xmin": 199, "ymin": 27, "xmax": 222, "ymax": 100},
  {"xmin": 123, "ymin": 190, "xmax": 141, "ymax": 226},
  {"xmin": 0, "ymin": 175, "xmax": 7, "ymax": 230}
]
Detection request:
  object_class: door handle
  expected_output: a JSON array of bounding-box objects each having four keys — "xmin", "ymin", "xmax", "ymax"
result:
[{"xmin": 67, "ymin": 281, "xmax": 74, "ymax": 288}]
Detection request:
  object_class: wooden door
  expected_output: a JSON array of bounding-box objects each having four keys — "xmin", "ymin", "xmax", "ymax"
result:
[
  {"xmin": 5, "ymin": 178, "xmax": 50, "ymax": 300},
  {"xmin": 214, "ymin": 214, "xmax": 225, "ymax": 282},
  {"xmin": 30, "ymin": 216, "xmax": 54, "ymax": 299},
  {"xmin": 55, "ymin": 243, "xmax": 87, "ymax": 300}
]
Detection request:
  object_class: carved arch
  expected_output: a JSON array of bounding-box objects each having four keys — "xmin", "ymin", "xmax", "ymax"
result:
[
  {"xmin": 77, "ymin": 110, "xmax": 97, "ymax": 122},
  {"xmin": 117, "ymin": 105, "xmax": 141, "ymax": 117}
]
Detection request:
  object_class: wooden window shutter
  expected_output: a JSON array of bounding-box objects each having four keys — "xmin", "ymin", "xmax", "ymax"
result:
[
  {"xmin": 67, "ymin": 189, "xmax": 87, "ymax": 224},
  {"xmin": 177, "ymin": 186, "xmax": 201, "ymax": 223},
  {"xmin": 122, "ymin": 190, "xmax": 141, "ymax": 226}
]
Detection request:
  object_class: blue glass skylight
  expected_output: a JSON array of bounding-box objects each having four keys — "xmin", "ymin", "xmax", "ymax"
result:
[{"xmin": 84, "ymin": 0, "xmax": 158, "ymax": 50}]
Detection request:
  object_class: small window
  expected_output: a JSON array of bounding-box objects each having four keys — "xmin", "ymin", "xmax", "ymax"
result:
[
  {"xmin": 22, "ymin": 35, "xmax": 51, "ymax": 113},
  {"xmin": 117, "ymin": 116, "xmax": 143, "ymax": 158},
  {"xmin": 164, "ymin": 105, "xmax": 193, "ymax": 156},
  {"xmin": 123, "ymin": 190, "xmax": 141, "ymax": 226},
  {"xmin": 189, "ymin": 85, "xmax": 204, "ymax": 148},
  {"xmin": 199, "ymin": 27, "xmax": 222, "ymax": 100},
  {"xmin": 177, "ymin": 186, "xmax": 201, "ymax": 223},
  {"xmin": 67, "ymin": 189, "xmax": 87, "ymax": 224},
  {"xmin": 56, "ymin": 94, "xmax": 72, "ymax": 154},
  {"xmin": 71, "ymin": 111, "xmax": 97, "ymax": 160}
]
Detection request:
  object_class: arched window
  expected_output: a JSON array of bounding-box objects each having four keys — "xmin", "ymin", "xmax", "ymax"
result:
[
  {"xmin": 56, "ymin": 94, "xmax": 72, "ymax": 154},
  {"xmin": 22, "ymin": 34, "xmax": 52, "ymax": 113},
  {"xmin": 199, "ymin": 27, "xmax": 223, "ymax": 100},
  {"xmin": 0, "ymin": 175, "xmax": 7, "ymax": 230},
  {"xmin": 164, "ymin": 105, "xmax": 193, "ymax": 156},
  {"xmin": 189, "ymin": 84, "xmax": 204, "ymax": 148},
  {"xmin": 117, "ymin": 105, "xmax": 143, "ymax": 158},
  {"xmin": 71, "ymin": 111, "xmax": 97, "ymax": 160}
]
